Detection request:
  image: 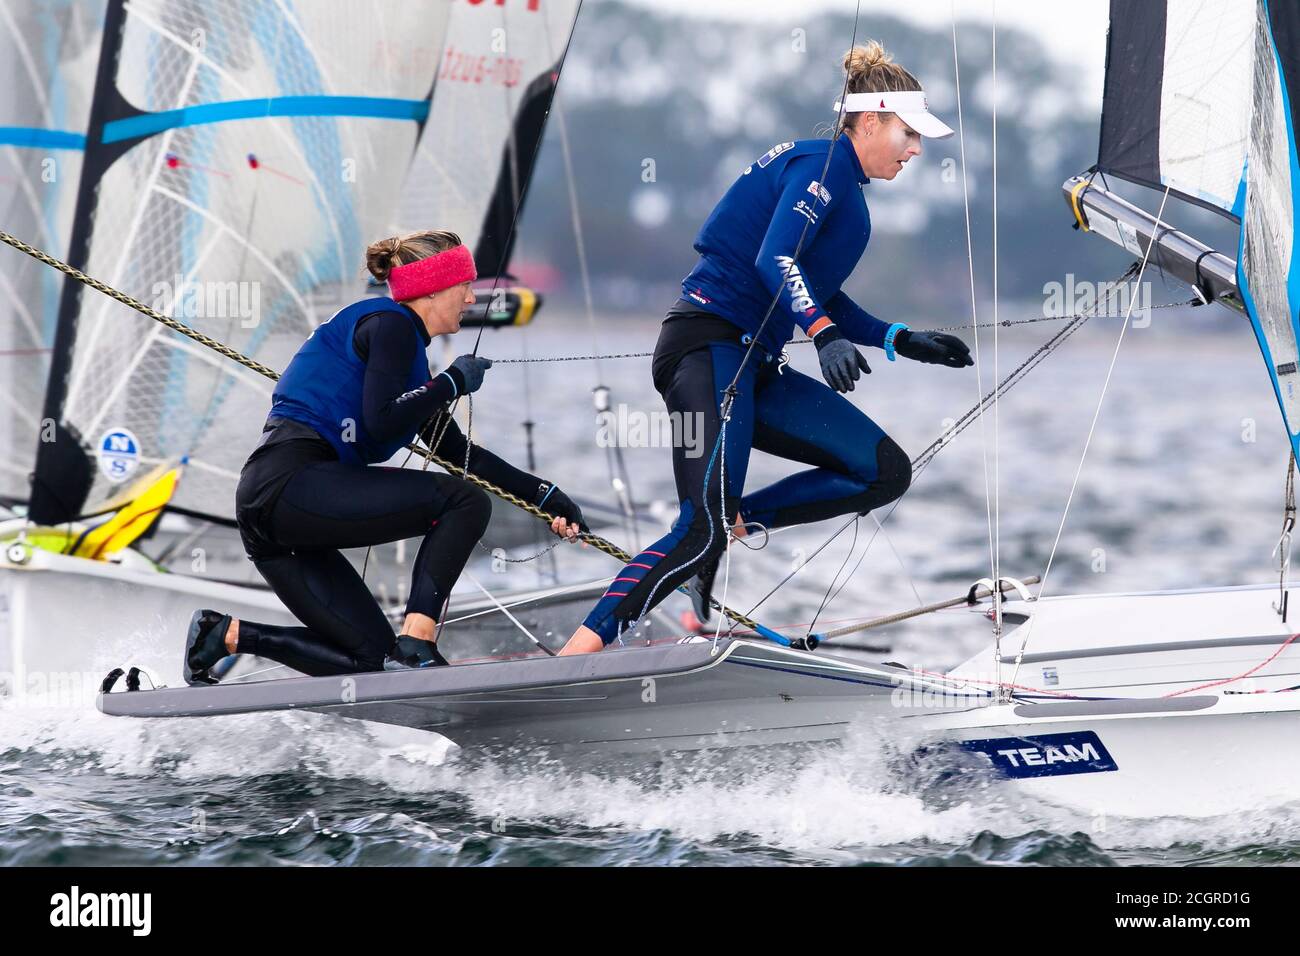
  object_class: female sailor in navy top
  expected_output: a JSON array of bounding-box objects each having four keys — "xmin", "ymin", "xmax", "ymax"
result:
[
  {"xmin": 182, "ymin": 230, "xmax": 585, "ymax": 683},
  {"xmin": 561, "ymin": 42, "xmax": 973, "ymax": 655}
]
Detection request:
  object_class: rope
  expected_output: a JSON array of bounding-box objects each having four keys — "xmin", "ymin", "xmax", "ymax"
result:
[
  {"xmin": 909, "ymin": 264, "xmax": 1139, "ymax": 473},
  {"xmin": 0, "ymin": 227, "xmax": 779, "ymax": 637},
  {"xmin": 951, "ymin": 0, "xmax": 1000, "ymax": 688},
  {"xmin": 0, "ymin": 230, "xmax": 279, "ymax": 378},
  {"xmin": 462, "ymin": 569, "xmax": 555, "ymax": 656},
  {"xmin": 991, "ymin": 0, "xmax": 1005, "ymax": 693},
  {"xmin": 732, "ymin": 266, "xmax": 1138, "ymax": 627},
  {"xmin": 814, "ymin": 575, "xmax": 1041, "ymax": 642},
  {"xmin": 1006, "ymin": 187, "xmax": 1175, "ymax": 694},
  {"xmin": 1274, "ymin": 452, "xmax": 1295, "ymax": 621},
  {"xmin": 1163, "ymin": 632, "xmax": 1300, "ymax": 698},
  {"xmin": 480, "ymin": 302, "xmax": 1193, "ymax": 366}
]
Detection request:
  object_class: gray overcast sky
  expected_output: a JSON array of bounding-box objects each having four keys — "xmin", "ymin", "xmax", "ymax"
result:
[{"xmin": 618, "ymin": 0, "xmax": 1111, "ymax": 109}]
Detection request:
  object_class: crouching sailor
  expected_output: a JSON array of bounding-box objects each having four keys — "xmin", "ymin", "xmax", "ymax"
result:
[
  {"xmin": 560, "ymin": 41, "xmax": 973, "ymax": 655},
  {"xmin": 183, "ymin": 230, "xmax": 585, "ymax": 684}
]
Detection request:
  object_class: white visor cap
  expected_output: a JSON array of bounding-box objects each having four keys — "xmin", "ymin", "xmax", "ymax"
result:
[{"xmin": 832, "ymin": 90, "xmax": 954, "ymax": 139}]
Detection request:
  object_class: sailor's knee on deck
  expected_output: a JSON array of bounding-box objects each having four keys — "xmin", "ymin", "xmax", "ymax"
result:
[{"xmin": 356, "ymin": 643, "xmax": 390, "ymax": 672}]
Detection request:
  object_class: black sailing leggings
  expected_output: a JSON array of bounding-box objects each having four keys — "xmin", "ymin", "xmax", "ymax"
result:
[
  {"xmin": 582, "ymin": 341, "xmax": 912, "ymax": 643},
  {"xmin": 237, "ymin": 462, "xmax": 491, "ymax": 676}
]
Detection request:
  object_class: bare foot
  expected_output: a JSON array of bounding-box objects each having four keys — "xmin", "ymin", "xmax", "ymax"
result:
[{"xmin": 226, "ymin": 618, "xmax": 240, "ymax": 655}]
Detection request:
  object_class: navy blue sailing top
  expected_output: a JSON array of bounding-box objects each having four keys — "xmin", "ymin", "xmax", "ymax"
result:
[
  {"xmin": 271, "ymin": 297, "xmax": 458, "ymax": 465},
  {"xmin": 240, "ymin": 296, "xmax": 543, "ymax": 545},
  {"xmin": 681, "ymin": 134, "xmax": 892, "ymax": 357}
]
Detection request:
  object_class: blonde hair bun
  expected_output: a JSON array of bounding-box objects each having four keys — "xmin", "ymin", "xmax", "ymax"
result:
[
  {"xmin": 843, "ymin": 40, "xmax": 893, "ymax": 77},
  {"xmin": 364, "ymin": 230, "xmax": 463, "ymax": 283},
  {"xmin": 838, "ymin": 40, "xmax": 922, "ymax": 133}
]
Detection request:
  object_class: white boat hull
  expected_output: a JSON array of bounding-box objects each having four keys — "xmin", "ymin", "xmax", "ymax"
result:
[
  {"xmin": 73, "ymin": 575, "xmax": 1300, "ymax": 815},
  {"xmin": 916, "ymin": 692, "xmax": 1300, "ymax": 818},
  {"xmin": 0, "ymin": 542, "xmax": 297, "ymax": 698},
  {"xmin": 98, "ymin": 637, "xmax": 985, "ymax": 755},
  {"xmin": 908, "ymin": 582, "xmax": 1300, "ymax": 816}
]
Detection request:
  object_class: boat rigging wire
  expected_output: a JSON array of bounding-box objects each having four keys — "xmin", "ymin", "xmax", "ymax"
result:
[
  {"xmin": 0, "ymin": 228, "xmax": 797, "ymax": 644},
  {"xmin": 1273, "ymin": 452, "xmax": 1295, "ymax": 622},
  {"xmin": 989, "ymin": 0, "xmax": 1006, "ymax": 694},
  {"xmin": 731, "ymin": 266, "xmax": 1139, "ymax": 629},
  {"xmin": 1005, "ymin": 184, "xmax": 1176, "ymax": 694},
  {"xmin": 958, "ymin": 0, "xmax": 999, "ymax": 688},
  {"xmin": 626, "ymin": 0, "xmax": 866, "ymax": 644},
  {"xmin": 804, "ymin": 513, "xmax": 861, "ymax": 638},
  {"xmin": 815, "ymin": 574, "xmax": 1040, "ymax": 642},
  {"xmin": 481, "ymin": 301, "xmax": 1194, "ymax": 366},
  {"xmin": 552, "ymin": 82, "xmax": 643, "ymax": 549},
  {"xmin": 462, "ymin": 569, "xmax": 556, "ymax": 655},
  {"xmin": 807, "ymin": 511, "xmax": 924, "ymax": 641}
]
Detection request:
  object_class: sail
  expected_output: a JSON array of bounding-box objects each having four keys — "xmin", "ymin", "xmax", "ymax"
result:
[
  {"xmin": 29, "ymin": 0, "xmax": 456, "ymax": 524},
  {"xmin": 395, "ymin": 0, "xmax": 581, "ymax": 279},
  {"xmin": 1238, "ymin": 0, "xmax": 1300, "ymax": 460},
  {"xmin": 1098, "ymin": 0, "xmax": 1254, "ymax": 217},
  {"xmin": 1084, "ymin": 0, "xmax": 1300, "ymax": 461},
  {"xmin": 0, "ymin": 1, "xmax": 104, "ymax": 505}
]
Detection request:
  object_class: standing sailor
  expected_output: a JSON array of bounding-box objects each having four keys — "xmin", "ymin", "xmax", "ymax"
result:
[
  {"xmin": 561, "ymin": 42, "xmax": 972, "ymax": 654},
  {"xmin": 183, "ymin": 231, "xmax": 585, "ymax": 683}
]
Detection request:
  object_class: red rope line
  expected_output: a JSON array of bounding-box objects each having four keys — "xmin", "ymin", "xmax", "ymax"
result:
[{"xmin": 1163, "ymin": 631, "xmax": 1300, "ymax": 698}]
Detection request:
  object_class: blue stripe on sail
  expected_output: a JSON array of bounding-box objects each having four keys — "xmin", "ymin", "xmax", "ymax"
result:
[
  {"xmin": 1270, "ymin": 15, "xmax": 1300, "ymax": 422},
  {"xmin": 248, "ymin": 3, "xmax": 360, "ymax": 287},
  {"xmin": 1234, "ymin": 215, "xmax": 1294, "ymax": 451},
  {"xmin": 0, "ymin": 127, "xmax": 86, "ymax": 149},
  {"xmin": 155, "ymin": 28, "xmax": 223, "ymax": 459},
  {"xmin": 101, "ymin": 96, "xmax": 429, "ymax": 144},
  {"xmin": 1231, "ymin": 159, "xmax": 1249, "ymax": 219},
  {"xmin": 1239, "ymin": 0, "xmax": 1300, "ymax": 461}
]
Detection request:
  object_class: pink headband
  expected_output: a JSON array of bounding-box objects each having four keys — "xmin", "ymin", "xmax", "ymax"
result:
[{"xmin": 386, "ymin": 244, "xmax": 477, "ymax": 301}]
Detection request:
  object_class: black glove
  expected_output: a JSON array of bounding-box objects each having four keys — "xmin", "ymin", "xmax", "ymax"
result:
[
  {"xmin": 535, "ymin": 481, "xmax": 587, "ymax": 532},
  {"xmin": 814, "ymin": 325, "xmax": 871, "ymax": 392},
  {"xmin": 895, "ymin": 330, "xmax": 973, "ymax": 368},
  {"xmin": 446, "ymin": 353, "xmax": 493, "ymax": 395}
]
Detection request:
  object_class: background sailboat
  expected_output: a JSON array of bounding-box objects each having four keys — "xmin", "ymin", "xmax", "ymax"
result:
[
  {"xmin": 0, "ymin": 0, "xmax": 101, "ymax": 516},
  {"xmin": 0, "ymin": 0, "xmax": 585, "ymax": 693}
]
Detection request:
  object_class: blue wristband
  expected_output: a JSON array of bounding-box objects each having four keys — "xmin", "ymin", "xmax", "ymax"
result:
[
  {"xmin": 537, "ymin": 483, "xmax": 556, "ymax": 509},
  {"xmin": 883, "ymin": 323, "xmax": 909, "ymax": 362},
  {"xmin": 437, "ymin": 369, "xmax": 459, "ymax": 399}
]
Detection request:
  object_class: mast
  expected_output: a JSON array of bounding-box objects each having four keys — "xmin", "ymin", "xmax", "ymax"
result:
[
  {"xmin": 476, "ymin": 67, "xmax": 561, "ymax": 280},
  {"xmin": 24, "ymin": 1, "xmax": 457, "ymax": 527},
  {"xmin": 28, "ymin": 0, "xmax": 132, "ymax": 524}
]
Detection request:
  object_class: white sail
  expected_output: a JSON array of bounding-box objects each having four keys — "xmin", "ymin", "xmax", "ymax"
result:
[
  {"xmin": 1096, "ymin": 0, "xmax": 1254, "ymax": 214},
  {"xmin": 396, "ymin": 0, "xmax": 581, "ymax": 277},
  {"xmin": 1086, "ymin": 0, "xmax": 1300, "ymax": 460},
  {"xmin": 40, "ymin": 0, "xmax": 456, "ymax": 521},
  {"xmin": 0, "ymin": 1, "xmax": 103, "ymax": 504},
  {"xmin": 29, "ymin": 0, "xmax": 583, "ymax": 523},
  {"xmin": 1238, "ymin": 0, "xmax": 1300, "ymax": 454}
]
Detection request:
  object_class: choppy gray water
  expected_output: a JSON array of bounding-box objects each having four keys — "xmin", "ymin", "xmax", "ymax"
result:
[{"xmin": 5, "ymin": 307, "xmax": 1300, "ymax": 866}]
